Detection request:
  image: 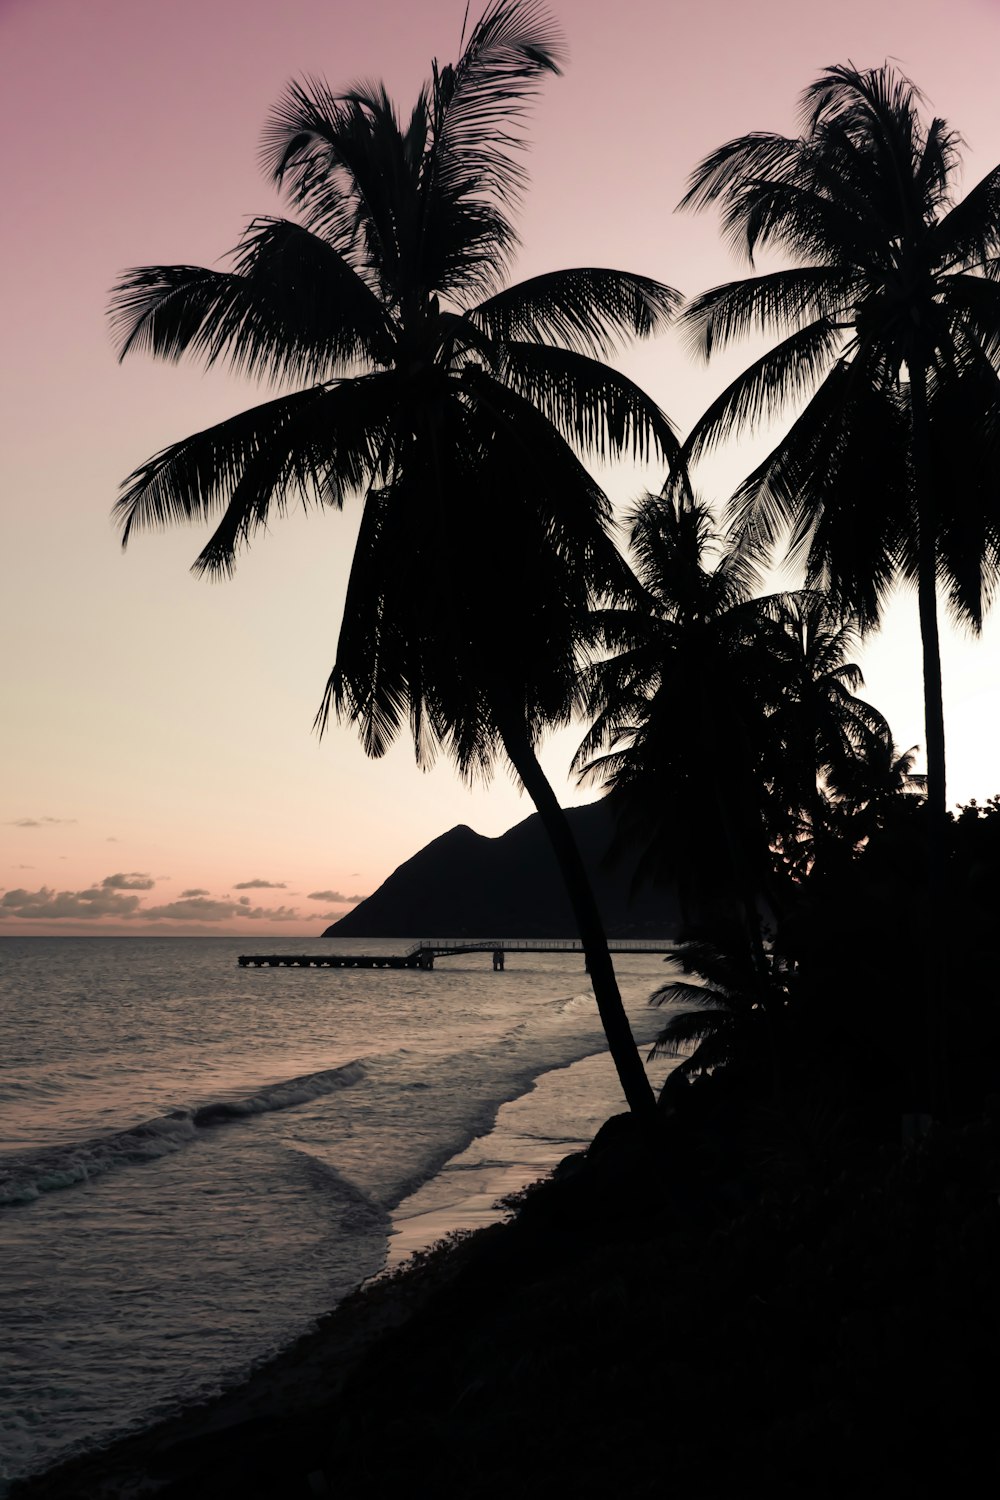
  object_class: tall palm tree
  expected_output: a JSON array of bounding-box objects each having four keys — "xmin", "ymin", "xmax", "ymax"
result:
[
  {"xmin": 107, "ymin": 1, "xmax": 681, "ymax": 1125},
  {"xmin": 678, "ymin": 62, "xmax": 1000, "ymax": 857}
]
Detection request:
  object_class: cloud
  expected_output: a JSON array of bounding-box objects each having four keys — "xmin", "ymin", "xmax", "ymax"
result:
[
  {"xmin": 102, "ymin": 872, "xmax": 155, "ymax": 890},
  {"xmin": 0, "ymin": 870, "xmax": 302, "ymax": 924},
  {"xmin": 141, "ymin": 897, "xmax": 301, "ymax": 923},
  {"xmin": 233, "ymin": 878, "xmax": 287, "ymax": 890},
  {"xmin": 0, "ymin": 886, "xmax": 143, "ymax": 920},
  {"xmin": 307, "ymin": 889, "xmax": 365, "ymax": 904},
  {"xmin": 7, "ymin": 816, "xmax": 77, "ymax": 828},
  {"xmin": 106, "ymin": 837, "xmax": 119, "ymax": 843}
]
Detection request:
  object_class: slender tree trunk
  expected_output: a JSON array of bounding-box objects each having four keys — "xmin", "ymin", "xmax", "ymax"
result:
[
  {"xmin": 703, "ymin": 690, "xmax": 770, "ymax": 975},
  {"xmin": 711, "ymin": 774, "xmax": 769, "ymax": 974},
  {"xmin": 910, "ymin": 367, "xmax": 947, "ymax": 829},
  {"xmin": 910, "ymin": 360, "xmax": 947, "ymax": 1118},
  {"xmin": 497, "ymin": 718, "xmax": 659, "ymax": 1130}
]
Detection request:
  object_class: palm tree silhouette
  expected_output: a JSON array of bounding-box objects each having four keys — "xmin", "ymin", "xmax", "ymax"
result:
[
  {"xmin": 679, "ymin": 61, "xmax": 1000, "ymax": 859},
  {"xmin": 577, "ymin": 490, "xmax": 889, "ymax": 951},
  {"xmin": 576, "ymin": 488, "xmax": 789, "ymax": 964},
  {"xmin": 648, "ymin": 937, "xmax": 794, "ymax": 1104},
  {"xmin": 679, "ymin": 64, "xmax": 1000, "ymax": 1113},
  {"xmin": 768, "ymin": 591, "xmax": 891, "ymax": 877},
  {"xmin": 107, "ymin": 1, "xmax": 682, "ymax": 1124}
]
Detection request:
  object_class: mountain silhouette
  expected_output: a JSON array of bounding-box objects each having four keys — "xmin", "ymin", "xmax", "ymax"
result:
[{"xmin": 323, "ymin": 801, "xmax": 679, "ymax": 939}]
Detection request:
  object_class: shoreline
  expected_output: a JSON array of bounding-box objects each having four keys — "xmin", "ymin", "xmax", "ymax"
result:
[
  {"xmin": 12, "ymin": 1047, "xmax": 645, "ymax": 1499},
  {"xmin": 16, "ymin": 1054, "xmax": 995, "ymax": 1497},
  {"xmin": 11, "ymin": 1167, "xmax": 537, "ymax": 1499},
  {"xmin": 384, "ymin": 1042, "xmax": 644, "ymax": 1268}
]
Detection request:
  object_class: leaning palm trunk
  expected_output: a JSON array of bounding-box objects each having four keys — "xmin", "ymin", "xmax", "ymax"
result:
[{"xmin": 498, "ymin": 717, "xmax": 658, "ymax": 1127}]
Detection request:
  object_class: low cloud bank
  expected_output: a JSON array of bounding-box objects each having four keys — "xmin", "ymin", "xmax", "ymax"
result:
[
  {"xmin": 7, "ymin": 816, "xmax": 77, "ymax": 828},
  {"xmin": 142, "ymin": 896, "xmax": 300, "ymax": 923},
  {"xmin": 0, "ymin": 880, "xmax": 301, "ymax": 924},
  {"xmin": 1, "ymin": 886, "xmax": 143, "ymax": 920}
]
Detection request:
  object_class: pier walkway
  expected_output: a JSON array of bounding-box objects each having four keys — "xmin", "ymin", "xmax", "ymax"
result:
[{"xmin": 237, "ymin": 938, "xmax": 676, "ymax": 971}]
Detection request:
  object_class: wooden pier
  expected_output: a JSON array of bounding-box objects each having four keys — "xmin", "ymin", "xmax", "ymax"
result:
[
  {"xmin": 237, "ymin": 949, "xmax": 436, "ymax": 970},
  {"xmin": 237, "ymin": 938, "xmax": 676, "ymax": 970}
]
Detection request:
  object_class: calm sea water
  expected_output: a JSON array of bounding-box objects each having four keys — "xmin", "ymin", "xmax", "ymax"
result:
[{"xmin": 0, "ymin": 935, "xmax": 673, "ymax": 1489}]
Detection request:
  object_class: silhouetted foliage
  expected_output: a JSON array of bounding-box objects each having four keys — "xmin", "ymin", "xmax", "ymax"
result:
[
  {"xmin": 681, "ymin": 62, "xmax": 1000, "ymax": 838},
  {"xmin": 108, "ymin": 1, "xmax": 682, "ymax": 1122},
  {"xmin": 577, "ymin": 486, "xmax": 890, "ymax": 959}
]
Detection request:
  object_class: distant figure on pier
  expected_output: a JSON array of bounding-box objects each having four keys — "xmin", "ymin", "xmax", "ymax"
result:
[{"xmin": 492, "ymin": 948, "xmax": 504, "ymax": 971}]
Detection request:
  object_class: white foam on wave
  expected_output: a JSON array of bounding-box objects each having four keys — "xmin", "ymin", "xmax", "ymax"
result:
[
  {"xmin": 0, "ymin": 1060, "xmax": 367, "ymax": 1207},
  {"xmin": 556, "ymin": 990, "xmax": 597, "ymax": 1014}
]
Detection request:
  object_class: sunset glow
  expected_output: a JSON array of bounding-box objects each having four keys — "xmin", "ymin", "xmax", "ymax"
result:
[{"xmin": 4, "ymin": 0, "xmax": 1000, "ymax": 934}]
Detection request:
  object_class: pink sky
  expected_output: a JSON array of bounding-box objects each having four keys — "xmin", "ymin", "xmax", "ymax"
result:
[{"xmin": 3, "ymin": 0, "xmax": 1000, "ymax": 935}]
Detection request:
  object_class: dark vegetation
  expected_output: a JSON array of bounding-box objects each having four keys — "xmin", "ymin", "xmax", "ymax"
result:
[
  {"xmin": 19, "ymin": 801, "xmax": 1000, "ymax": 1499},
  {"xmin": 49, "ymin": 2, "xmax": 1000, "ymax": 1493}
]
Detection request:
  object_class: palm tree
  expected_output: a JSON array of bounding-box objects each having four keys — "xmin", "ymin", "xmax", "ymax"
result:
[
  {"xmin": 648, "ymin": 937, "xmax": 795, "ymax": 1107},
  {"xmin": 576, "ymin": 487, "xmax": 792, "ymax": 963},
  {"xmin": 577, "ymin": 490, "xmax": 891, "ymax": 950},
  {"xmin": 678, "ymin": 62, "xmax": 1000, "ymax": 868},
  {"xmin": 107, "ymin": 1, "xmax": 682, "ymax": 1125}
]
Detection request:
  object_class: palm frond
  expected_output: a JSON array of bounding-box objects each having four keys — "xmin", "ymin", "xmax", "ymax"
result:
[
  {"xmin": 113, "ymin": 388, "xmax": 328, "ymax": 547},
  {"xmin": 114, "ymin": 378, "xmax": 396, "ymax": 572},
  {"xmin": 315, "ymin": 479, "xmax": 415, "ymax": 758},
  {"xmin": 934, "ymin": 164, "xmax": 1000, "ymax": 272},
  {"xmin": 679, "ymin": 132, "xmax": 802, "ymax": 216},
  {"xmin": 649, "ymin": 1009, "xmax": 727, "ymax": 1059},
  {"xmin": 495, "ymin": 340, "xmax": 680, "ymax": 463},
  {"xmin": 431, "ymin": 0, "xmax": 564, "ymax": 212},
  {"xmin": 110, "ymin": 221, "xmax": 393, "ymax": 383},
  {"xmin": 473, "ymin": 267, "xmax": 679, "ymax": 357},
  {"xmin": 938, "ymin": 273, "xmax": 1000, "ymax": 365},
  {"xmin": 261, "ymin": 78, "xmax": 426, "ymax": 295},
  {"xmin": 681, "ymin": 268, "xmax": 854, "ymax": 360},
  {"xmin": 684, "ymin": 318, "xmax": 845, "ymax": 461},
  {"xmin": 649, "ymin": 978, "xmax": 723, "ymax": 1011},
  {"xmin": 926, "ymin": 353, "xmax": 1000, "ymax": 630},
  {"xmin": 729, "ymin": 367, "xmax": 911, "ymax": 630}
]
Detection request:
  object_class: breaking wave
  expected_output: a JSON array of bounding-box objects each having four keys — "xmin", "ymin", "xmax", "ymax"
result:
[{"xmin": 0, "ymin": 1060, "xmax": 367, "ymax": 1207}]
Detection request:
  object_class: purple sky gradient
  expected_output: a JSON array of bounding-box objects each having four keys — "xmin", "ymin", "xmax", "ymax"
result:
[{"xmin": 4, "ymin": 0, "xmax": 1000, "ymax": 933}]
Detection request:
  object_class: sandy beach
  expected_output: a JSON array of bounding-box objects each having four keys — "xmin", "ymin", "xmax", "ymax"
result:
[
  {"xmin": 14, "ymin": 1074, "xmax": 1000, "ymax": 1498},
  {"xmin": 386, "ymin": 1045, "xmax": 653, "ymax": 1267}
]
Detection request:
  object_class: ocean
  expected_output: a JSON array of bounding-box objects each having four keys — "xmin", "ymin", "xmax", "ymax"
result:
[{"xmin": 0, "ymin": 935, "xmax": 676, "ymax": 1490}]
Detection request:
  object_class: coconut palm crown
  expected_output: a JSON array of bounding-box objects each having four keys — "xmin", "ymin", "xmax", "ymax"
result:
[{"xmin": 108, "ymin": 1, "xmax": 682, "ymax": 1123}]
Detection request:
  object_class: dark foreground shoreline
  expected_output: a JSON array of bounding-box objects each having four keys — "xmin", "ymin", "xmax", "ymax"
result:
[{"xmin": 14, "ymin": 1100, "xmax": 1000, "ymax": 1499}]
